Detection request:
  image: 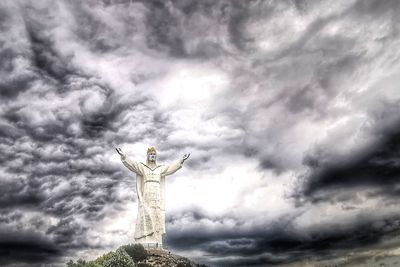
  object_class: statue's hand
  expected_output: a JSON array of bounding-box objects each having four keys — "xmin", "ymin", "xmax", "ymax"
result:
[
  {"xmin": 116, "ymin": 148, "xmax": 125, "ymax": 159},
  {"xmin": 182, "ymin": 153, "xmax": 190, "ymax": 163}
]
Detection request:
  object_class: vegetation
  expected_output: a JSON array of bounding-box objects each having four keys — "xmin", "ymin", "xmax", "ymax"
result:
[
  {"xmin": 121, "ymin": 243, "xmax": 148, "ymax": 263},
  {"xmin": 66, "ymin": 244, "xmax": 148, "ymax": 267},
  {"xmin": 102, "ymin": 248, "xmax": 135, "ymax": 267},
  {"xmin": 66, "ymin": 259, "xmax": 101, "ymax": 267},
  {"xmin": 93, "ymin": 251, "xmax": 114, "ymax": 266}
]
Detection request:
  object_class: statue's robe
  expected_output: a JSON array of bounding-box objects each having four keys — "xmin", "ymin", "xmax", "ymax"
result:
[{"xmin": 121, "ymin": 156, "xmax": 182, "ymax": 245}]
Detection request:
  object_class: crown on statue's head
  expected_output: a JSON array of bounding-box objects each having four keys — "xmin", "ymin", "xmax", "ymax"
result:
[{"xmin": 147, "ymin": 146, "xmax": 157, "ymax": 154}]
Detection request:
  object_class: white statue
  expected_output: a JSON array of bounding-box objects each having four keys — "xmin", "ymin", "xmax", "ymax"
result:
[{"xmin": 116, "ymin": 147, "xmax": 190, "ymax": 248}]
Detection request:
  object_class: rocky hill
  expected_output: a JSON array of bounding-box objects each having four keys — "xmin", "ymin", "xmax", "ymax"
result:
[
  {"xmin": 141, "ymin": 249, "xmax": 207, "ymax": 267},
  {"xmin": 66, "ymin": 244, "xmax": 208, "ymax": 267}
]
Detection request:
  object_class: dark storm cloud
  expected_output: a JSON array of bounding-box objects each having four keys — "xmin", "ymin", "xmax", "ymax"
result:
[
  {"xmin": 46, "ymin": 217, "xmax": 91, "ymax": 248},
  {"xmin": 300, "ymin": 121, "xmax": 400, "ymax": 202},
  {"xmin": 0, "ymin": 7, "xmax": 35, "ymax": 99},
  {"xmin": 0, "ymin": 178, "xmax": 46, "ymax": 209},
  {"xmin": 133, "ymin": 0, "xmax": 249, "ymax": 58},
  {"xmin": 0, "ymin": 7, "xmax": 185, "ymax": 266},
  {"xmin": 0, "ymin": 47, "xmax": 36, "ymax": 99},
  {"xmin": 26, "ymin": 24, "xmax": 76, "ymax": 85},
  {"xmin": 66, "ymin": 1, "xmax": 124, "ymax": 53},
  {"xmin": 0, "ymin": 2, "xmax": 149, "ymax": 264},
  {"xmin": 0, "ymin": 228, "xmax": 62, "ymax": 266},
  {"xmin": 167, "ymin": 211, "xmax": 400, "ymax": 266},
  {"xmin": 141, "ymin": 1, "xmax": 187, "ymax": 57},
  {"xmin": 296, "ymin": 92, "xmax": 400, "ymax": 204}
]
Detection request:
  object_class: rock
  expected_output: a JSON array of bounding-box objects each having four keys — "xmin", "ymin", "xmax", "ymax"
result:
[{"xmin": 138, "ymin": 249, "xmax": 207, "ymax": 267}]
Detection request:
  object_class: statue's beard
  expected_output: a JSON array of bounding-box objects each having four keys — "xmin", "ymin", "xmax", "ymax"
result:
[{"xmin": 147, "ymin": 157, "xmax": 156, "ymax": 164}]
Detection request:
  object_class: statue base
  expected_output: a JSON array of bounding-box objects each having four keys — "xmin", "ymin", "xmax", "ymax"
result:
[{"xmin": 138, "ymin": 242, "xmax": 164, "ymax": 250}]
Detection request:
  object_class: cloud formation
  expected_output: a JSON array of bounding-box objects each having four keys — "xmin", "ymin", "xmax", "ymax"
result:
[{"xmin": 1, "ymin": 0, "xmax": 400, "ymax": 266}]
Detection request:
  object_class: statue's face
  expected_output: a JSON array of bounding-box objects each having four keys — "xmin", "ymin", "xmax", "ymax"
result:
[{"xmin": 148, "ymin": 152, "xmax": 156, "ymax": 163}]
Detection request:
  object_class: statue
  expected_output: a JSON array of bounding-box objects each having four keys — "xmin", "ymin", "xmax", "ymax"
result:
[{"xmin": 116, "ymin": 146, "xmax": 190, "ymax": 248}]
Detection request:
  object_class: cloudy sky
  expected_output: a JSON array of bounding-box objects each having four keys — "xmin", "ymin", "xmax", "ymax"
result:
[{"xmin": 1, "ymin": 0, "xmax": 400, "ymax": 266}]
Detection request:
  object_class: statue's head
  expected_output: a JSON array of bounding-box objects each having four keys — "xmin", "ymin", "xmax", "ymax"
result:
[{"xmin": 147, "ymin": 146, "xmax": 157, "ymax": 164}]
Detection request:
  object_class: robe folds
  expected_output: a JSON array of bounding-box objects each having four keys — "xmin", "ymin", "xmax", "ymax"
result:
[{"xmin": 121, "ymin": 156, "xmax": 182, "ymax": 245}]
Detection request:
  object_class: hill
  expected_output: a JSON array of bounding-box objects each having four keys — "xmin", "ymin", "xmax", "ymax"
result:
[{"xmin": 66, "ymin": 244, "xmax": 208, "ymax": 267}]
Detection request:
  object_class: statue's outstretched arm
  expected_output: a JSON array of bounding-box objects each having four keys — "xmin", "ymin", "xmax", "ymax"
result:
[
  {"xmin": 116, "ymin": 148, "xmax": 142, "ymax": 175},
  {"xmin": 163, "ymin": 153, "xmax": 190, "ymax": 176}
]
